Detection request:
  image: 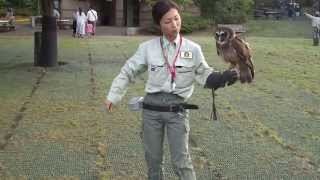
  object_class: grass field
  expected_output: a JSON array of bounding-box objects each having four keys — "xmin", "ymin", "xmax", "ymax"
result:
[{"xmin": 0, "ymin": 19, "xmax": 319, "ymax": 179}]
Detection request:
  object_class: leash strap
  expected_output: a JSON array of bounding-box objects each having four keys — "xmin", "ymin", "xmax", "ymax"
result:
[{"xmin": 211, "ymin": 88, "xmax": 218, "ymax": 121}]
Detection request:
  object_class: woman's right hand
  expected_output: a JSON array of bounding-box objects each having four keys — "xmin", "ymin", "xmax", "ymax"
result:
[{"xmin": 104, "ymin": 99, "xmax": 113, "ymax": 112}]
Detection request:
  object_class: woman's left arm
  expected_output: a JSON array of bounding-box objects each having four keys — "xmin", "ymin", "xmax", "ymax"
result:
[
  {"xmin": 194, "ymin": 45, "xmax": 238, "ymax": 90},
  {"xmin": 193, "ymin": 45, "xmax": 214, "ymax": 85}
]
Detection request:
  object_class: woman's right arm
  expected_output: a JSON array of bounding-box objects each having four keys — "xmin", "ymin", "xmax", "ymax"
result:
[
  {"xmin": 105, "ymin": 44, "xmax": 148, "ymax": 111},
  {"xmin": 304, "ymin": 13, "xmax": 313, "ymax": 19}
]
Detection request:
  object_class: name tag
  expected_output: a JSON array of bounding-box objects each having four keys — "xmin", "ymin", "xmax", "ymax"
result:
[{"xmin": 180, "ymin": 51, "xmax": 193, "ymax": 59}]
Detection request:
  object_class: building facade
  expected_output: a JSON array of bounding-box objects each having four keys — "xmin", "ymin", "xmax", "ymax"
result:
[
  {"xmin": 57, "ymin": 0, "xmax": 199, "ymax": 28},
  {"xmin": 57, "ymin": 0, "xmax": 152, "ymax": 28}
]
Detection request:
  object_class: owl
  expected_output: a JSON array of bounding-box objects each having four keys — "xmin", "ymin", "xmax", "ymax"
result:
[{"xmin": 215, "ymin": 26, "xmax": 254, "ymax": 83}]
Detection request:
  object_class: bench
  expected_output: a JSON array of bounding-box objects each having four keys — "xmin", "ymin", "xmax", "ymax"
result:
[
  {"xmin": 254, "ymin": 8, "xmax": 282, "ymax": 20},
  {"xmin": 58, "ymin": 19, "xmax": 73, "ymax": 29},
  {"xmin": 217, "ymin": 24, "xmax": 246, "ymax": 36},
  {"xmin": 30, "ymin": 16, "xmax": 42, "ymax": 28},
  {"xmin": 0, "ymin": 20, "xmax": 15, "ymax": 32},
  {"xmin": 264, "ymin": 11, "xmax": 281, "ymax": 19},
  {"xmin": 31, "ymin": 16, "xmax": 72, "ymax": 29}
]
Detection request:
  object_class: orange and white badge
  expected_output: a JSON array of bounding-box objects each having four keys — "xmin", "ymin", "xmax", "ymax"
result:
[{"xmin": 180, "ymin": 51, "xmax": 193, "ymax": 59}]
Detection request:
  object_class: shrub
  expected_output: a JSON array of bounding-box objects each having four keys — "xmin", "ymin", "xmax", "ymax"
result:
[
  {"xmin": 214, "ymin": 0, "xmax": 254, "ymax": 24},
  {"xmin": 181, "ymin": 13, "xmax": 209, "ymax": 33},
  {"xmin": 14, "ymin": 8, "xmax": 34, "ymax": 16},
  {"xmin": 145, "ymin": 13, "xmax": 209, "ymax": 35}
]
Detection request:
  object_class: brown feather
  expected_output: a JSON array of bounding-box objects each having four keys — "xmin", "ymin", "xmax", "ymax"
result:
[{"xmin": 231, "ymin": 37, "xmax": 255, "ymax": 80}]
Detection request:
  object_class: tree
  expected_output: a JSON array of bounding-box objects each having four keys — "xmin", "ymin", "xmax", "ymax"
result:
[
  {"xmin": 193, "ymin": 0, "xmax": 253, "ymax": 24},
  {"xmin": 0, "ymin": 0, "xmax": 5, "ymax": 7},
  {"xmin": 193, "ymin": 0, "xmax": 217, "ymax": 19},
  {"xmin": 37, "ymin": 0, "xmax": 57, "ymax": 67},
  {"xmin": 214, "ymin": 0, "xmax": 253, "ymax": 24}
]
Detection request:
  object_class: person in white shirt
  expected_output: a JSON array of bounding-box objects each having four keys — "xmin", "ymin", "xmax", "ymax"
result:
[
  {"xmin": 305, "ymin": 11, "xmax": 320, "ymax": 46},
  {"xmin": 87, "ymin": 6, "xmax": 98, "ymax": 36},
  {"xmin": 76, "ymin": 7, "xmax": 87, "ymax": 38},
  {"xmin": 53, "ymin": 8, "xmax": 60, "ymax": 19}
]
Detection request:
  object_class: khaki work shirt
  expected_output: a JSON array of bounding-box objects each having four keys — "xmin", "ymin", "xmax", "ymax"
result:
[{"xmin": 107, "ymin": 34, "xmax": 214, "ymax": 104}]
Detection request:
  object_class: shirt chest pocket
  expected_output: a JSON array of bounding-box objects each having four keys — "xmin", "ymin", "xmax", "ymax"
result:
[
  {"xmin": 147, "ymin": 61, "xmax": 168, "ymax": 87},
  {"xmin": 175, "ymin": 60, "xmax": 195, "ymax": 88}
]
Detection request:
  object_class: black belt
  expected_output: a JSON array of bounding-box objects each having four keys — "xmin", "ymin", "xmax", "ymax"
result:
[{"xmin": 142, "ymin": 103, "xmax": 198, "ymax": 112}]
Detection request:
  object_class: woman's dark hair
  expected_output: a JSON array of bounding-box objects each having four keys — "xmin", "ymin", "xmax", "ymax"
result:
[
  {"xmin": 152, "ymin": 0, "xmax": 180, "ymax": 25},
  {"xmin": 79, "ymin": 7, "xmax": 83, "ymax": 15}
]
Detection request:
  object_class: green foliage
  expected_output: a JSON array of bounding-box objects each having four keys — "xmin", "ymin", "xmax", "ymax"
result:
[
  {"xmin": 0, "ymin": 0, "xmax": 5, "ymax": 7},
  {"xmin": 193, "ymin": 0, "xmax": 217, "ymax": 19},
  {"xmin": 0, "ymin": 8, "xmax": 4, "ymax": 16},
  {"xmin": 254, "ymin": 0, "xmax": 314, "ymax": 8},
  {"xmin": 214, "ymin": 0, "xmax": 254, "ymax": 24},
  {"xmin": 0, "ymin": 0, "xmax": 39, "ymax": 16},
  {"xmin": 181, "ymin": 12, "xmax": 209, "ymax": 33},
  {"xmin": 0, "ymin": 0, "xmax": 38, "ymax": 15},
  {"xmin": 144, "ymin": 0, "xmax": 191, "ymax": 5},
  {"xmin": 194, "ymin": 0, "xmax": 253, "ymax": 24},
  {"xmin": 146, "ymin": 12, "xmax": 209, "ymax": 35}
]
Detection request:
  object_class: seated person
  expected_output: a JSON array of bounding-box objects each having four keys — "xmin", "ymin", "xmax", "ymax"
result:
[
  {"xmin": 53, "ymin": 8, "xmax": 60, "ymax": 19},
  {"xmin": 5, "ymin": 8, "xmax": 15, "ymax": 26}
]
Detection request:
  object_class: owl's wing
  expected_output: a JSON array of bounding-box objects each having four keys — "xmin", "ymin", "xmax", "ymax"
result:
[{"xmin": 231, "ymin": 37, "xmax": 254, "ymax": 78}]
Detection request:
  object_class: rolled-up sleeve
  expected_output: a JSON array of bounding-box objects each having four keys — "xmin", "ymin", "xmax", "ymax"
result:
[
  {"xmin": 107, "ymin": 44, "xmax": 147, "ymax": 104},
  {"xmin": 194, "ymin": 45, "xmax": 214, "ymax": 86}
]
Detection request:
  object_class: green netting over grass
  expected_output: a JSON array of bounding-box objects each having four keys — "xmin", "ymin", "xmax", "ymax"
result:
[{"xmin": 0, "ymin": 32, "xmax": 319, "ymax": 179}]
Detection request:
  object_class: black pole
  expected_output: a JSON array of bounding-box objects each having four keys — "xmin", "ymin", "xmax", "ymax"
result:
[
  {"xmin": 34, "ymin": 31, "xmax": 42, "ymax": 66},
  {"xmin": 37, "ymin": 0, "xmax": 58, "ymax": 67},
  {"xmin": 39, "ymin": 16, "xmax": 58, "ymax": 67}
]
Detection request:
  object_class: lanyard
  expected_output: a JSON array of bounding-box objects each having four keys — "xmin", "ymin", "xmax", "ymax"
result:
[{"xmin": 160, "ymin": 35, "xmax": 182, "ymax": 85}]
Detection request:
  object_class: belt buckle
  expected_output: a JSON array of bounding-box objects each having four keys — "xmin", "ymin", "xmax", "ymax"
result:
[{"xmin": 169, "ymin": 104, "xmax": 174, "ymax": 112}]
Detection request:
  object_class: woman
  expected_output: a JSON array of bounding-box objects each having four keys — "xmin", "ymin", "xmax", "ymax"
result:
[
  {"xmin": 76, "ymin": 8, "xmax": 87, "ymax": 38},
  {"xmin": 105, "ymin": 1, "xmax": 238, "ymax": 179}
]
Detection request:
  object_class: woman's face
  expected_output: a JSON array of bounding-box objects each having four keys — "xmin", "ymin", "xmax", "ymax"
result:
[{"xmin": 159, "ymin": 8, "xmax": 181, "ymax": 41}]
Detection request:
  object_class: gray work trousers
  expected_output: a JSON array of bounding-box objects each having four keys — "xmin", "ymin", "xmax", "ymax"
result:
[{"xmin": 142, "ymin": 93, "xmax": 196, "ymax": 180}]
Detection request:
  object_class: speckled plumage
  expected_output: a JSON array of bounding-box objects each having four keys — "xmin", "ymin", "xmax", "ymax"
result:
[{"xmin": 215, "ymin": 27, "xmax": 254, "ymax": 83}]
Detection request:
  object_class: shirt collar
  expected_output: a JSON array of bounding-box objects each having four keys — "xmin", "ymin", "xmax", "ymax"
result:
[{"xmin": 162, "ymin": 33, "xmax": 180, "ymax": 48}]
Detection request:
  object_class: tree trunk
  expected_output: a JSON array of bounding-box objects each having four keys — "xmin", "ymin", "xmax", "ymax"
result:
[{"xmin": 37, "ymin": 0, "xmax": 58, "ymax": 67}]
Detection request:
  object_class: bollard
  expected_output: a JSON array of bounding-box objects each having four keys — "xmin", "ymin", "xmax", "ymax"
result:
[
  {"xmin": 313, "ymin": 27, "xmax": 319, "ymax": 46},
  {"xmin": 39, "ymin": 16, "xmax": 58, "ymax": 67},
  {"xmin": 34, "ymin": 31, "xmax": 42, "ymax": 66}
]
